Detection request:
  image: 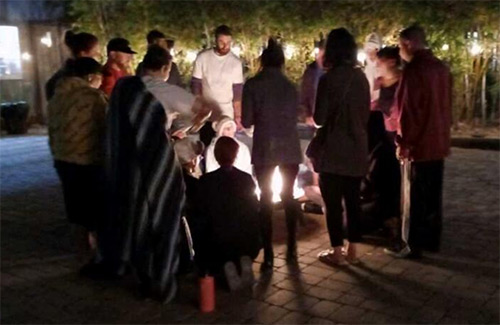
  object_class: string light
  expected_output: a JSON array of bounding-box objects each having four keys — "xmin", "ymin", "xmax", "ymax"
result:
[
  {"xmin": 21, "ymin": 52, "xmax": 32, "ymax": 61},
  {"xmin": 357, "ymin": 50, "xmax": 367, "ymax": 63},
  {"xmin": 231, "ymin": 45, "xmax": 242, "ymax": 57},
  {"xmin": 40, "ymin": 32, "xmax": 52, "ymax": 48},
  {"xmin": 469, "ymin": 41, "xmax": 483, "ymax": 56},
  {"xmin": 185, "ymin": 50, "xmax": 197, "ymax": 63},
  {"xmin": 285, "ymin": 44, "xmax": 296, "ymax": 59}
]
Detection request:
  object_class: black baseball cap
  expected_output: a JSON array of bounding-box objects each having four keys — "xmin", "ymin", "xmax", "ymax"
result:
[{"xmin": 107, "ymin": 38, "xmax": 137, "ymax": 54}]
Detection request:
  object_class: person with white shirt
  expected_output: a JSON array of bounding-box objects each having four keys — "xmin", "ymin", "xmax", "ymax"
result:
[
  {"xmin": 205, "ymin": 116, "xmax": 252, "ymax": 176},
  {"xmin": 141, "ymin": 45, "xmax": 220, "ymax": 135},
  {"xmin": 191, "ymin": 25, "xmax": 244, "ymax": 146},
  {"xmin": 363, "ymin": 32, "xmax": 383, "ymax": 102}
]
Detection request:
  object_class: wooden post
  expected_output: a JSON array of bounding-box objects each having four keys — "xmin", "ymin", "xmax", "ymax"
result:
[
  {"xmin": 28, "ymin": 24, "xmax": 45, "ymax": 125},
  {"xmin": 464, "ymin": 73, "xmax": 470, "ymax": 122},
  {"xmin": 481, "ymin": 71, "xmax": 486, "ymax": 126}
]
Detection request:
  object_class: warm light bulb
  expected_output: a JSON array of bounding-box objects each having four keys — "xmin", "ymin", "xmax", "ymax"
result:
[
  {"xmin": 232, "ymin": 45, "xmax": 241, "ymax": 57},
  {"xmin": 21, "ymin": 52, "xmax": 32, "ymax": 61},
  {"xmin": 357, "ymin": 50, "xmax": 367, "ymax": 63},
  {"xmin": 469, "ymin": 41, "xmax": 483, "ymax": 56},
  {"xmin": 285, "ymin": 44, "xmax": 296, "ymax": 59},
  {"xmin": 40, "ymin": 32, "xmax": 52, "ymax": 48},
  {"xmin": 185, "ymin": 50, "xmax": 197, "ymax": 63}
]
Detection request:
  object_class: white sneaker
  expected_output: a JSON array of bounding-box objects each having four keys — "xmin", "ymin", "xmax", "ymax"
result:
[
  {"xmin": 240, "ymin": 256, "xmax": 255, "ymax": 287},
  {"xmin": 224, "ymin": 261, "xmax": 242, "ymax": 291}
]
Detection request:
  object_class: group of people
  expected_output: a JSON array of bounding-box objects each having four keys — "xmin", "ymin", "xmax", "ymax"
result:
[{"xmin": 45, "ymin": 22, "xmax": 451, "ymax": 302}]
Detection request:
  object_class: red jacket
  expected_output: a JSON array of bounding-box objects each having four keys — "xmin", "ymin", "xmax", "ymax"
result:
[
  {"xmin": 100, "ymin": 62, "xmax": 127, "ymax": 96},
  {"xmin": 396, "ymin": 50, "xmax": 452, "ymax": 161}
]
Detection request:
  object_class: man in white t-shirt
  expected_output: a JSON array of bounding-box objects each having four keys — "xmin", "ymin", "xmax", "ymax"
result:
[
  {"xmin": 142, "ymin": 45, "xmax": 219, "ymax": 135},
  {"xmin": 191, "ymin": 25, "xmax": 244, "ymax": 136}
]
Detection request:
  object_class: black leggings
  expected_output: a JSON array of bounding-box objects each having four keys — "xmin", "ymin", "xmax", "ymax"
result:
[
  {"xmin": 319, "ymin": 173, "xmax": 362, "ymax": 247},
  {"xmin": 54, "ymin": 160, "xmax": 104, "ymax": 231}
]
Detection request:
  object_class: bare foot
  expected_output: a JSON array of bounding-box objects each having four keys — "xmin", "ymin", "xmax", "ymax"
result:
[{"xmin": 346, "ymin": 243, "xmax": 359, "ymax": 264}]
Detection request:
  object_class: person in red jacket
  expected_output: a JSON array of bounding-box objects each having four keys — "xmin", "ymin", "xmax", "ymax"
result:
[
  {"xmin": 100, "ymin": 38, "xmax": 136, "ymax": 96},
  {"xmin": 386, "ymin": 25, "xmax": 452, "ymax": 259}
]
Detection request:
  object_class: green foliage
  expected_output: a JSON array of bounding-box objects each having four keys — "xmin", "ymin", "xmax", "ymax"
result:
[{"xmin": 69, "ymin": 0, "xmax": 500, "ymax": 122}]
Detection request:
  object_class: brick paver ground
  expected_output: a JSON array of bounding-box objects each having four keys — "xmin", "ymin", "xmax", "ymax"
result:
[{"xmin": 1, "ymin": 135, "xmax": 499, "ymax": 324}]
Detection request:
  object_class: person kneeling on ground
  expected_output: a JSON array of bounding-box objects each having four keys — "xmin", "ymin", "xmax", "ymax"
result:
[{"xmin": 197, "ymin": 136, "xmax": 262, "ymax": 291}]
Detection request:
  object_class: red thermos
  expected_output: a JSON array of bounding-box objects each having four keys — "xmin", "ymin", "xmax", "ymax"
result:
[{"xmin": 199, "ymin": 275, "xmax": 215, "ymax": 312}]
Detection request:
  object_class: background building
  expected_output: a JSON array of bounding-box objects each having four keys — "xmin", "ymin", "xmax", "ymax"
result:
[{"xmin": 0, "ymin": 0, "xmax": 69, "ymax": 125}]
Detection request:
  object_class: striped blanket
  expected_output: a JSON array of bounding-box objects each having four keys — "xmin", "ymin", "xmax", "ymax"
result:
[{"xmin": 104, "ymin": 76, "xmax": 185, "ymax": 303}]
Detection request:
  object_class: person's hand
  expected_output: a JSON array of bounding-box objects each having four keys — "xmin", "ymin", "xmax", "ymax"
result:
[
  {"xmin": 172, "ymin": 130, "xmax": 187, "ymax": 139},
  {"xmin": 396, "ymin": 146, "xmax": 410, "ymax": 161},
  {"xmin": 235, "ymin": 116, "xmax": 244, "ymax": 131},
  {"xmin": 305, "ymin": 116, "xmax": 315, "ymax": 126}
]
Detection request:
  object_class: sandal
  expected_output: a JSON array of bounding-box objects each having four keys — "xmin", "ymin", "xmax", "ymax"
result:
[{"xmin": 317, "ymin": 249, "xmax": 348, "ymax": 266}]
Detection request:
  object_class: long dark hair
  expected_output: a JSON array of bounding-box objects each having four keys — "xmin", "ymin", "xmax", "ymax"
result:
[
  {"xmin": 64, "ymin": 31, "xmax": 98, "ymax": 58},
  {"xmin": 323, "ymin": 28, "xmax": 357, "ymax": 68},
  {"xmin": 260, "ymin": 38, "xmax": 285, "ymax": 69}
]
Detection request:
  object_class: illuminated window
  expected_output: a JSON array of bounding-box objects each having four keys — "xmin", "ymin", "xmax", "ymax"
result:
[{"xmin": 0, "ymin": 26, "xmax": 23, "ymax": 80}]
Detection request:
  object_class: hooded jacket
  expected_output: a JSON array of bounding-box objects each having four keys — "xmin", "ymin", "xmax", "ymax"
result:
[
  {"xmin": 45, "ymin": 59, "xmax": 75, "ymax": 101},
  {"xmin": 48, "ymin": 77, "xmax": 107, "ymax": 165}
]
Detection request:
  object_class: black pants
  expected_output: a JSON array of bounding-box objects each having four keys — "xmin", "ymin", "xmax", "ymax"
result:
[
  {"xmin": 319, "ymin": 173, "xmax": 362, "ymax": 247},
  {"xmin": 54, "ymin": 160, "xmax": 104, "ymax": 231},
  {"xmin": 255, "ymin": 164, "xmax": 302, "ymax": 254},
  {"xmin": 408, "ymin": 160, "xmax": 444, "ymax": 252}
]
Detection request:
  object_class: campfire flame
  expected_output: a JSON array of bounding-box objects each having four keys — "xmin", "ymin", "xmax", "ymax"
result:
[{"xmin": 255, "ymin": 166, "xmax": 305, "ymax": 203}]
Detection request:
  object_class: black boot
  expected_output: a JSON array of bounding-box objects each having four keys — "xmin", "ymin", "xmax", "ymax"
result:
[
  {"xmin": 286, "ymin": 237, "xmax": 298, "ymax": 263},
  {"xmin": 260, "ymin": 248, "xmax": 274, "ymax": 273},
  {"xmin": 284, "ymin": 202, "xmax": 299, "ymax": 263}
]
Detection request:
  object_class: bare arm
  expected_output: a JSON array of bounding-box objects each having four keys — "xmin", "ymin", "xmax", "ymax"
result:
[{"xmin": 313, "ymin": 75, "xmax": 329, "ymax": 126}]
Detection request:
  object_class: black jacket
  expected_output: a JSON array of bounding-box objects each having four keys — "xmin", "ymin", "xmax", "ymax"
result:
[
  {"xmin": 197, "ymin": 166, "xmax": 261, "ymax": 265},
  {"xmin": 314, "ymin": 66, "xmax": 370, "ymax": 177},
  {"xmin": 242, "ymin": 68, "xmax": 302, "ymax": 166}
]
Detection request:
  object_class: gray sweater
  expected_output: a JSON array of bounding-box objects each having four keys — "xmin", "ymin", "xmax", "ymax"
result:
[
  {"xmin": 313, "ymin": 66, "xmax": 370, "ymax": 177},
  {"xmin": 242, "ymin": 68, "xmax": 302, "ymax": 166}
]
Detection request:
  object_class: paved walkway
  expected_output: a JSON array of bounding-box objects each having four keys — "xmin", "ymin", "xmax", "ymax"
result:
[{"xmin": 1, "ymin": 136, "xmax": 499, "ymax": 324}]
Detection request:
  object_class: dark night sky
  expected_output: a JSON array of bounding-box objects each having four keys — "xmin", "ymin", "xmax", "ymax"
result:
[{"xmin": 0, "ymin": 0, "xmax": 66, "ymax": 23}]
